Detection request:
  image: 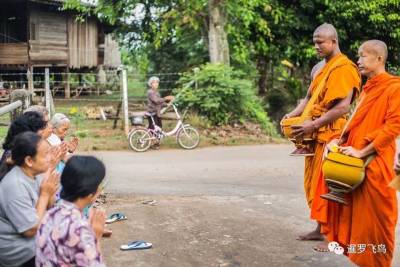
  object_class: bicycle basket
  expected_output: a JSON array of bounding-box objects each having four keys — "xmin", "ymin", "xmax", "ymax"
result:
[{"xmin": 130, "ymin": 115, "xmax": 144, "ymax": 125}]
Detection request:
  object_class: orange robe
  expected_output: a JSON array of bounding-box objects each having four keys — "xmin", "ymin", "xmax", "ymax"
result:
[
  {"xmin": 304, "ymin": 54, "xmax": 360, "ymax": 208},
  {"xmin": 311, "ymin": 72, "xmax": 400, "ymax": 267}
]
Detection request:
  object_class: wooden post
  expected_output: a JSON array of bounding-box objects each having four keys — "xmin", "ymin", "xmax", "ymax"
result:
[
  {"xmin": 45, "ymin": 68, "xmax": 51, "ymax": 115},
  {"xmin": 122, "ymin": 69, "xmax": 129, "ymax": 136},
  {"xmin": 27, "ymin": 66, "xmax": 34, "ymax": 104},
  {"xmin": 64, "ymin": 68, "xmax": 71, "ymax": 99},
  {"xmin": 113, "ymin": 102, "xmax": 122, "ymax": 129}
]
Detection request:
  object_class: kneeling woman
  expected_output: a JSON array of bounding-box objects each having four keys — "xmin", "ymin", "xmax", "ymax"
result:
[
  {"xmin": 36, "ymin": 156, "xmax": 107, "ymax": 266},
  {"xmin": 0, "ymin": 132, "xmax": 58, "ymax": 267}
]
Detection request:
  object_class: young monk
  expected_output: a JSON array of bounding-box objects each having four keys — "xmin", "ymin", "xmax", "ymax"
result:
[
  {"xmin": 283, "ymin": 23, "xmax": 361, "ymax": 241},
  {"xmin": 311, "ymin": 40, "xmax": 400, "ymax": 266}
]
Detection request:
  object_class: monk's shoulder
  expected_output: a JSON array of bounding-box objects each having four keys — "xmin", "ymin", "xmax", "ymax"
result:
[
  {"xmin": 311, "ymin": 60, "xmax": 325, "ymax": 80},
  {"xmin": 386, "ymin": 77, "xmax": 400, "ymax": 95},
  {"xmin": 330, "ymin": 62, "xmax": 360, "ymax": 81}
]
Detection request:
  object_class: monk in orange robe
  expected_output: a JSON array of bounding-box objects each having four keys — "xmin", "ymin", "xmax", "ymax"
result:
[
  {"xmin": 311, "ymin": 40, "xmax": 400, "ymax": 266},
  {"xmin": 284, "ymin": 23, "xmax": 360, "ymax": 241}
]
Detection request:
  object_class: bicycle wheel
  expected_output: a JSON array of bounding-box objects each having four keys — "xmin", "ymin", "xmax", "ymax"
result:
[
  {"xmin": 177, "ymin": 125, "xmax": 200, "ymax": 149},
  {"xmin": 128, "ymin": 128, "xmax": 152, "ymax": 152}
]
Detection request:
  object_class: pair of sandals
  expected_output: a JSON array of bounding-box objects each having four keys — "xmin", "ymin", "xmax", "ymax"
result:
[{"xmin": 106, "ymin": 213, "xmax": 152, "ymax": 251}]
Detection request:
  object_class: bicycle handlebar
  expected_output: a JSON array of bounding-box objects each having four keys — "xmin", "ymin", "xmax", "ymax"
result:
[
  {"xmin": 159, "ymin": 80, "xmax": 193, "ymax": 114},
  {"xmin": 160, "ymin": 101, "xmax": 174, "ymax": 114}
]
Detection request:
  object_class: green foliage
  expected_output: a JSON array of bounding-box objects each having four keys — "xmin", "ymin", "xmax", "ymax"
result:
[
  {"xmin": 266, "ymin": 62, "xmax": 307, "ymax": 122},
  {"xmin": 64, "ymin": 0, "xmax": 400, "ymax": 127},
  {"xmin": 68, "ymin": 107, "xmax": 85, "ymax": 131},
  {"xmin": 174, "ymin": 64, "xmax": 277, "ymax": 135},
  {"xmin": 316, "ymin": 0, "xmax": 400, "ymax": 64}
]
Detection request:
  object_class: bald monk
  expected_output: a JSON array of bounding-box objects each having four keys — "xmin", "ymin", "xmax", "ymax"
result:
[
  {"xmin": 311, "ymin": 40, "xmax": 400, "ymax": 266},
  {"xmin": 283, "ymin": 23, "xmax": 361, "ymax": 241}
]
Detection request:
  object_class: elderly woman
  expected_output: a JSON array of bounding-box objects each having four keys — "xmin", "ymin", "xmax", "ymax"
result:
[
  {"xmin": 0, "ymin": 132, "xmax": 59, "ymax": 267},
  {"xmin": 47, "ymin": 113, "xmax": 78, "ymax": 156},
  {"xmin": 146, "ymin": 76, "xmax": 174, "ymax": 148},
  {"xmin": 146, "ymin": 76, "xmax": 175, "ymax": 130},
  {"xmin": 36, "ymin": 156, "xmax": 106, "ymax": 266}
]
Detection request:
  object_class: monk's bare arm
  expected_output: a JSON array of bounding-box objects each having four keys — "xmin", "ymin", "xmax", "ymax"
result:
[
  {"xmin": 284, "ymin": 61, "xmax": 323, "ymax": 119},
  {"xmin": 286, "ymin": 96, "xmax": 309, "ymax": 118},
  {"xmin": 359, "ymin": 143, "xmax": 376, "ymax": 158},
  {"xmin": 312, "ymin": 90, "xmax": 354, "ymax": 129},
  {"xmin": 340, "ymin": 142, "xmax": 376, "ymax": 158}
]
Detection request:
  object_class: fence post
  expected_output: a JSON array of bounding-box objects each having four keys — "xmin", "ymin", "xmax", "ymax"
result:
[
  {"xmin": 27, "ymin": 66, "xmax": 33, "ymax": 105},
  {"xmin": 64, "ymin": 67, "xmax": 71, "ymax": 99},
  {"xmin": 45, "ymin": 68, "xmax": 51, "ymax": 115},
  {"xmin": 122, "ymin": 69, "xmax": 129, "ymax": 136}
]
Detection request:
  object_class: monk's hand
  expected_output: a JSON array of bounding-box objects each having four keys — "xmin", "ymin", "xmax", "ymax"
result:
[
  {"xmin": 326, "ymin": 139, "xmax": 339, "ymax": 152},
  {"xmin": 291, "ymin": 120, "xmax": 317, "ymax": 139},
  {"xmin": 395, "ymin": 163, "xmax": 400, "ymax": 175},
  {"xmin": 339, "ymin": 146, "xmax": 362, "ymax": 158},
  {"xmin": 324, "ymin": 139, "xmax": 339, "ymax": 158},
  {"xmin": 280, "ymin": 114, "xmax": 290, "ymax": 132},
  {"xmin": 395, "ymin": 157, "xmax": 400, "ymax": 175}
]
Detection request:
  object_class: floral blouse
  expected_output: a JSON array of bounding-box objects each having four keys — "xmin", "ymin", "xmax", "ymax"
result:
[{"xmin": 36, "ymin": 200, "xmax": 105, "ymax": 267}]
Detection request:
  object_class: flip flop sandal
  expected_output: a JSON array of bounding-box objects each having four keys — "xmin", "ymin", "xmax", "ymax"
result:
[
  {"xmin": 120, "ymin": 241, "xmax": 153, "ymax": 251},
  {"xmin": 142, "ymin": 199, "xmax": 157, "ymax": 205},
  {"xmin": 106, "ymin": 213, "xmax": 127, "ymax": 224}
]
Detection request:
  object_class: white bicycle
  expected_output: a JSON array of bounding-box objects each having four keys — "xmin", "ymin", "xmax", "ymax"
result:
[{"xmin": 128, "ymin": 103, "xmax": 200, "ymax": 152}]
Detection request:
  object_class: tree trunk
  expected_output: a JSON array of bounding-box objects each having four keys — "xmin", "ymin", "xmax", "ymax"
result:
[
  {"xmin": 256, "ymin": 55, "xmax": 268, "ymax": 95},
  {"xmin": 208, "ymin": 0, "xmax": 230, "ymax": 65}
]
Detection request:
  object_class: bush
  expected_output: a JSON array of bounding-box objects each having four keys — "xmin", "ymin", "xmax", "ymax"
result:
[
  {"xmin": 174, "ymin": 64, "xmax": 277, "ymax": 136},
  {"xmin": 266, "ymin": 63, "xmax": 307, "ymax": 123}
]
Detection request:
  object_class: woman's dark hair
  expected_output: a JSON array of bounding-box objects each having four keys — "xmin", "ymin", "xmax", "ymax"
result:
[
  {"xmin": 61, "ymin": 156, "xmax": 106, "ymax": 202},
  {"xmin": 3, "ymin": 112, "xmax": 47, "ymax": 150},
  {"xmin": 0, "ymin": 131, "xmax": 42, "ymax": 181}
]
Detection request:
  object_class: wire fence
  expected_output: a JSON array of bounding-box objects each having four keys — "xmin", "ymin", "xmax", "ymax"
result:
[
  {"xmin": 0, "ymin": 69, "xmax": 186, "ymax": 136},
  {"xmin": 0, "ymin": 71, "xmax": 182, "ymax": 101}
]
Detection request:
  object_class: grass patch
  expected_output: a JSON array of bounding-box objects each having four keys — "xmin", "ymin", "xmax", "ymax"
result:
[{"xmin": 0, "ymin": 100, "xmax": 283, "ymax": 152}]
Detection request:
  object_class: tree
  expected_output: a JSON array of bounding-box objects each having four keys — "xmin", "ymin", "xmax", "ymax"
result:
[
  {"xmin": 65, "ymin": 0, "xmax": 231, "ymax": 66},
  {"xmin": 208, "ymin": 0, "xmax": 230, "ymax": 65},
  {"xmin": 65, "ymin": 0, "xmax": 400, "ymax": 124}
]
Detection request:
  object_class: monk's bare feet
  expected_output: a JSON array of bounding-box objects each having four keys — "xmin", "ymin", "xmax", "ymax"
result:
[
  {"xmin": 296, "ymin": 230, "xmax": 324, "ymax": 241},
  {"xmin": 313, "ymin": 241, "xmax": 329, "ymax": 252}
]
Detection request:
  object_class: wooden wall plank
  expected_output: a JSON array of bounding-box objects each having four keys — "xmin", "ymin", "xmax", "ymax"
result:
[{"xmin": 0, "ymin": 43, "xmax": 29, "ymax": 65}]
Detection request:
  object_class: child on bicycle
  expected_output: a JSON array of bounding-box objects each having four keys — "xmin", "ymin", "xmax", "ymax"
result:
[{"xmin": 146, "ymin": 76, "xmax": 174, "ymax": 148}]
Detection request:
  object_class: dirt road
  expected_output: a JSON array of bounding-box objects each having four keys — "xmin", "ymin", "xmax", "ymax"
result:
[{"xmin": 94, "ymin": 145, "xmax": 400, "ymax": 267}]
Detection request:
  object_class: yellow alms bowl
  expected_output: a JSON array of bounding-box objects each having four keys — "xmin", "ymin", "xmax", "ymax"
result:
[
  {"xmin": 280, "ymin": 116, "xmax": 303, "ymax": 138},
  {"xmin": 322, "ymin": 152, "xmax": 365, "ymax": 186}
]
